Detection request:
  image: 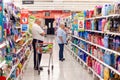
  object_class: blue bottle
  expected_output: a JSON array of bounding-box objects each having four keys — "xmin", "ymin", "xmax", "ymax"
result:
[{"xmin": 104, "ymin": 35, "xmax": 109, "ymax": 48}]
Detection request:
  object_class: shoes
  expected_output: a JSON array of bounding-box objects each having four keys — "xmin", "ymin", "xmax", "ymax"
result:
[
  {"xmin": 34, "ymin": 67, "xmax": 43, "ymax": 71},
  {"xmin": 40, "ymin": 67, "xmax": 43, "ymax": 71},
  {"xmin": 59, "ymin": 58, "xmax": 65, "ymax": 62},
  {"xmin": 34, "ymin": 67, "xmax": 38, "ymax": 70}
]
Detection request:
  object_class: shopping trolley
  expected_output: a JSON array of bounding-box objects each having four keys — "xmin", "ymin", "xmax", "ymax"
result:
[{"xmin": 36, "ymin": 41, "xmax": 54, "ymax": 75}]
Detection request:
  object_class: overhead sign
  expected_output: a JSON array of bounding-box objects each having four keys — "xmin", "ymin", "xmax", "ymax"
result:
[
  {"xmin": 20, "ymin": 9, "xmax": 28, "ymax": 24},
  {"xmin": 22, "ymin": 0, "xmax": 34, "ymax": 4}
]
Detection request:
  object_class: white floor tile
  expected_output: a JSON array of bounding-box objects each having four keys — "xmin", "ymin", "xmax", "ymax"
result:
[{"xmin": 22, "ymin": 36, "xmax": 93, "ymax": 80}]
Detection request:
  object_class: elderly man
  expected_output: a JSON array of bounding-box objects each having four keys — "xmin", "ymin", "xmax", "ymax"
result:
[
  {"xmin": 32, "ymin": 19, "xmax": 45, "ymax": 70},
  {"xmin": 56, "ymin": 22, "xmax": 67, "ymax": 61}
]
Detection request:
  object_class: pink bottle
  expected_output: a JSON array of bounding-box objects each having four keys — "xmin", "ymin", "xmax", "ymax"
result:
[
  {"xmin": 92, "ymin": 60, "xmax": 95, "ymax": 69},
  {"xmin": 102, "ymin": 19, "xmax": 107, "ymax": 32},
  {"xmin": 95, "ymin": 61, "xmax": 98, "ymax": 72},
  {"xmin": 97, "ymin": 62, "xmax": 101, "ymax": 75}
]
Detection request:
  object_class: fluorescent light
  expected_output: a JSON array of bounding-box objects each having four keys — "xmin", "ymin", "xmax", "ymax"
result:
[{"xmin": 3, "ymin": 0, "xmax": 12, "ymax": 3}]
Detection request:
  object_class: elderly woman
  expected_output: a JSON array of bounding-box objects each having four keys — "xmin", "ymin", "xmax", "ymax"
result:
[{"xmin": 56, "ymin": 22, "xmax": 67, "ymax": 61}]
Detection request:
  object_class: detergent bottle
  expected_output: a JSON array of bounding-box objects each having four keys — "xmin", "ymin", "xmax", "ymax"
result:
[
  {"xmin": 91, "ymin": 20, "xmax": 94, "ymax": 30},
  {"xmin": 102, "ymin": 19, "xmax": 107, "ymax": 32},
  {"xmin": 116, "ymin": 56, "xmax": 120, "ymax": 72}
]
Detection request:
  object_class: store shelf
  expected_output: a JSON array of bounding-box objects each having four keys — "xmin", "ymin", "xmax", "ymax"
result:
[
  {"xmin": 88, "ymin": 67, "xmax": 103, "ymax": 80},
  {"xmin": 0, "ymin": 42, "xmax": 6, "ymax": 49},
  {"xmin": 15, "ymin": 26, "xmax": 21, "ymax": 29},
  {"xmin": 65, "ymin": 45, "xmax": 87, "ymax": 66},
  {"xmin": 85, "ymin": 30, "xmax": 120, "ymax": 36},
  {"xmin": 16, "ymin": 50, "xmax": 32, "ymax": 80},
  {"xmin": 85, "ymin": 14, "xmax": 120, "ymax": 20},
  {"xmin": 72, "ymin": 35, "xmax": 120, "ymax": 56},
  {"xmin": 6, "ymin": 63, "xmax": 18, "ymax": 80},
  {"xmin": 15, "ymin": 37, "xmax": 23, "ymax": 42},
  {"xmin": 71, "ymin": 43, "xmax": 120, "ymax": 76},
  {"xmin": 0, "ymin": 60, "xmax": 6, "ymax": 68},
  {"xmin": 22, "ymin": 39, "xmax": 31, "ymax": 47},
  {"xmin": 22, "ymin": 51, "xmax": 32, "ymax": 71},
  {"xmin": 16, "ymin": 47, "xmax": 23, "ymax": 54},
  {"xmin": 22, "ymin": 33, "xmax": 26, "ymax": 36},
  {"xmin": 7, "ymin": 48, "xmax": 31, "ymax": 80},
  {"xmin": 65, "ymin": 45, "xmax": 103, "ymax": 80}
]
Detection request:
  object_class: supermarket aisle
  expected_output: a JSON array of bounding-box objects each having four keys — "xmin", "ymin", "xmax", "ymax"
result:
[{"xmin": 23, "ymin": 35, "xmax": 93, "ymax": 80}]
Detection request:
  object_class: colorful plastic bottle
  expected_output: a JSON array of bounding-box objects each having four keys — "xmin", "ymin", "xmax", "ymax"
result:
[{"xmin": 102, "ymin": 19, "xmax": 107, "ymax": 32}]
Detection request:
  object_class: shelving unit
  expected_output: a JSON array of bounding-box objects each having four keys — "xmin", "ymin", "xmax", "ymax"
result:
[
  {"xmin": 16, "ymin": 49, "xmax": 32, "ymax": 80},
  {"xmin": 6, "ymin": 39, "xmax": 32, "ymax": 80},
  {"xmin": 85, "ymin": 30, "xmax": 120, "ymax": 36},
  {"xmin": 85, "ymin": 14, "xmax": 120, "ymax": 20},
  {"xmin": 71, "ymin": 42, "xmax": 120, "ymax": 76},
  {"xmin": 65, "ymin": 45, "xmax": 103, "ymax": 80},
  {"xmin": 72, "ymin": 35, "xmax": 120, "ymax": 56},
  {"xmin": 70, "ymin": 3, "xmax": 120, "ymax": 78}
]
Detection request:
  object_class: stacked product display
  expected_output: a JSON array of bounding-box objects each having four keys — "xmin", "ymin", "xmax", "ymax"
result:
[
  {"xmin": 0, "ymin": 1, "xmax": 32, "ymax": 80},
  {"xmin": 70, "ymin": 2, "xmax": 120, "ymax": 80}
]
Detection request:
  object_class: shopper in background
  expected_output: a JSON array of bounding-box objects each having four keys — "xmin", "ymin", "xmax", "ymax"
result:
[
  {"xmin": 43, "ymin": 25, "xmax": 48, "ymax": 37},
  {"xmin": 32, "ymin": 19, "xmax": 45, "ymax": 70},
  {"xmin": 56, "ymin": 22, "xmax": 67, "ymax": 61}
]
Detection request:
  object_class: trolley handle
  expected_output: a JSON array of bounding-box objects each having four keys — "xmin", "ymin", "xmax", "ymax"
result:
[{"xmin": 36, "ymin": 42, "xmax": 53, "ymax": 47}]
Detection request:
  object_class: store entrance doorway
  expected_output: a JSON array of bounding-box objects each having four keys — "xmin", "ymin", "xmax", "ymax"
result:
[{"xmin": 45, "ymin": 18, "xmax": 55, "ymax": 35}]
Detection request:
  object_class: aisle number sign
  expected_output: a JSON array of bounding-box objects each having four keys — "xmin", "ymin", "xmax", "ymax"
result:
[{"xmin": 20, "ymin": 9, "xmax": 28, "ymax": 24}]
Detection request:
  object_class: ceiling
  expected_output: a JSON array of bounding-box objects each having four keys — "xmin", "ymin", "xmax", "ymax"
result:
[{"xmin": 13, "ymin": 0, "xmax": 119, "ymax": 11}]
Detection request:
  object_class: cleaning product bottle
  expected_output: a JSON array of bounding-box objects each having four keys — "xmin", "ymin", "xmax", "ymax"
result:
[
  {"xmin": 104, "ymin": 35, "xmax": 109, "ymax": 48},
  {"xmin": 104, "ymin": 67, "xmax": 110, "ymax": 80},
  {"xmin": 115, "ymin": 36, "xmax": 120, "ymax": 51},
  {"xmin": 105, "ymin": 4, "xmax": 108, "ymax": 16},
  {"xmin": 74, "ymin": 28, "xmax": 78, "ymax": 36},
  {"xmin": 91, "ymin": 20, "xmax": 94, "ymax": 30},
  {"xmin": 116, "ymin": 56, "xmax": 120, "ymax": 72},
  {"xmin": 102, "ymin": 19, "xmax": 107, "ymax": 32}
]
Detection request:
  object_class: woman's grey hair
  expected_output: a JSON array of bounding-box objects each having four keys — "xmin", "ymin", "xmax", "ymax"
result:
[{"xmin": 60, "ymin": 22, "xmax": 65, "ymax": 27}]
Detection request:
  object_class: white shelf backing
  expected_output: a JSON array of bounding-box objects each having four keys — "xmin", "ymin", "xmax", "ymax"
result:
[
  {"xmin": 71, "ymin": 42, "xmax": 120, "ymax": 76},
  {"xmin": 85, "ymin": 14, "xmax": 120, "ymax": 20},
  {"xmin": 0, "ymin": 61, "xmax": 6, "ymax": 68},
  {"xmin": 65, "ymin": 45, "xmax": 103, "ymax": 80},
  {"xmin": 85, "ymin": 30, "xmax": 120, "ymax": 36},
  {"xmin": 72, "ymin": 35, "xmax": 120, "ymax": 56}
]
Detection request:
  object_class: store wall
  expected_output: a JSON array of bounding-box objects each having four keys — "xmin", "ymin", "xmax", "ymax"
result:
[
  {"xmin": 31, "ymin": 10, "xmax": 71, "ymax": 19},
  {"xmin": 39, "ymin": 18, "xmax": 45, "ymax": 27}
]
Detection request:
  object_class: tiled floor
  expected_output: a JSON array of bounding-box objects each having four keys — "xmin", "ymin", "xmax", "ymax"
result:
[{"xmin": 23, "ymin": 36, "xmax": 93, "ymax": 80}]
